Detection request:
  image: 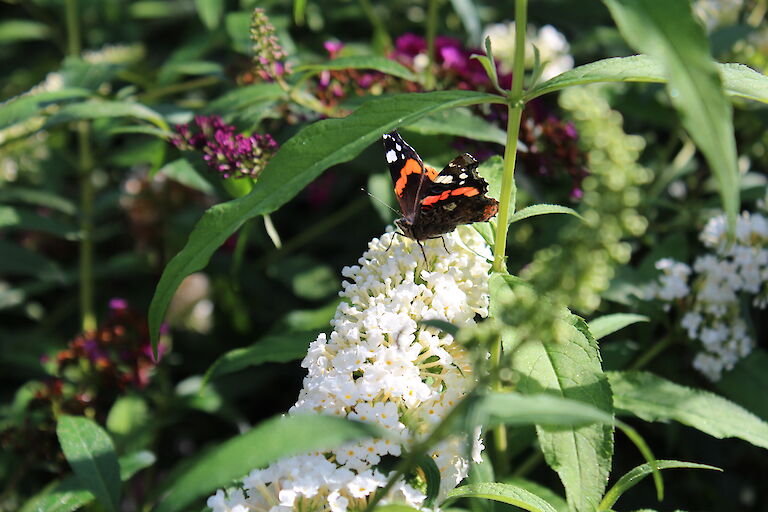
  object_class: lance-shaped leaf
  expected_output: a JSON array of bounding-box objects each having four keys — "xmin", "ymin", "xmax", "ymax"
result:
[
  {"xmin": 608, "ymin": 371, "xmax": 768, "ymax": 450},
  {"xmin": 447, "ymin": 482, "xmax": 559, "ymax": 512},
  {"xmin": 154, "ymin": 414, "xmax": 383, "ymax": 512},
  {"xmin": 602, "ymin": 0, "xmax": 739, "ymax": 233},
  {"xmin": 588, "ymin": 313, "xmax": 649, "ymax": 341},
  {"xmin": 524, "ymin": 55, "xmax": 768, "ymax": 105},
  {"xmin": 492, "ymin": 274, "xmax": 614, "ymax": 512},
  {"xmin": 56, "ymin": 416, "xmax": 121, "ymax": 512}
]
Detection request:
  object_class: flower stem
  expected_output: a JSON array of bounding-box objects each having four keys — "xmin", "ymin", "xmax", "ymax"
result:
[
  {"xmin": 491, "ymin": 0, "xmax": 527, "ymax": 273},
  {"xmin": 66, "ymin": 0, "xmax": 96, "ymax": 332},
  {"xmin": 628, "ymin": 335, "xmax": 674, "ymax": 370},
  {"xmin": 489, "ymin": 0, "xmax": 528, "ymax": 478}
]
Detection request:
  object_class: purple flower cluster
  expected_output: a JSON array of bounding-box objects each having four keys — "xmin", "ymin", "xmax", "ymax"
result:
[{"xmin": 172, "ymin": 115, "xmax": 278, "ymax": 179}]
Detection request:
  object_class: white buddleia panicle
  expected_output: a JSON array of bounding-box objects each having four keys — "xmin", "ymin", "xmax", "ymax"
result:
[
  {"xmin": 648, "ymin": 209, "xmax": 768, "ymax": 381},
  {"xmin": 208, "ymin": 226, "xmax": 492, "ymax": 512}
]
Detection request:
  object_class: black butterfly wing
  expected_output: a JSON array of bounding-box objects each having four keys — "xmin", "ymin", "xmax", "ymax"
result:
[
  {"xmin": 415, "ymin": 153, "xmax": 499, "ymax": 238},
  {"xmin": 382, "ymin": 131, "xmax": 438, "ymax": 221}
]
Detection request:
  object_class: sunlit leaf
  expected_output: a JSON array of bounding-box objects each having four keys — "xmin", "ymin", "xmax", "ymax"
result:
[
  {"xmin": 602, "ymin": 0, "xmax": 739, "ymax": 232},
  {"xmin": 588, "ymin": 314, "xmax": 649, "ymax": 341},
  {"xmin": 56, "ymin": 416, "xmax": 121, "ymax": 512},
  {"xmin": 598, "ymin": 460, "xmax": 721, "ymax": 511},
  {"xmin": 525, "ymin": 55, "xmax": 768, "ymax": 105},
  {"xmin": 154, "ymin": 415, "xmax": 382, "ymax": 512},
  {"xmin": 447, "ymin": 482, "xmax": 559, "ymax": 512}
]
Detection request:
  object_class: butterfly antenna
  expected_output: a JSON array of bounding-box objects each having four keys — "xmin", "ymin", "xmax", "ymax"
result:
[{"xmin": 361, "ymin": 188, "xmax": 401, "ymax": 216}]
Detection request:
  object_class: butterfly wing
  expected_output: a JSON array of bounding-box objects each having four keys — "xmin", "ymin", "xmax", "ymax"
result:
[
  {"xmin": 415, "ymin": 153, "xmax": 499, "ymax": 237},
  {"xmin": 382, "ymin": 131, "xmax": 438, "ymax": 221}
]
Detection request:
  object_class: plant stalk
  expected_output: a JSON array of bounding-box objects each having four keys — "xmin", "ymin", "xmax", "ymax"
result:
[
  {"xmin": 491, "ymin": 0, "xmax": 527, "ymax": 273},
  {"xmin": 66, "ymin": 0, "xmax": 97, "ymax": 332},
  {"xmin": 488, "ymin": 0, "xmax": 528, "ymax": 477}
]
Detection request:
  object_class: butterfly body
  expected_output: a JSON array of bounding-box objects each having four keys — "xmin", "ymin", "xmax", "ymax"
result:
[{"xmin": 383, "ymin": 131, "xmax": 499, "ymax": 243}]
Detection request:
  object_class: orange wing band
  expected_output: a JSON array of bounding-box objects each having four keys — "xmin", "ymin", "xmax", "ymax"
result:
[{"xmin": 394, "ymin": 158, "xmax": 423, "ymax": 197}]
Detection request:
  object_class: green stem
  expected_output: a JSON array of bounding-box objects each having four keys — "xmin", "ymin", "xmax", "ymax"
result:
[
  {"xmin": 357, "ymin": 0, "xmax": 392, "ymax": 52},
  {"xmin": 65, "ymin": 0, "xmax": 96, "ymax": 332},
  {"xmin": 424, "ymin": 0, "xmax": 440, "ymax": 90},
  {"xmin": 64, "ymin": 0, "xmax": 80, "ymax": 55},
  {"xmin": 78, "ymin": 121, "xmax": 96, "ymax": 332},
  {"xmin": 627, "ymin": 335, "xmax": 674, "ymax": 371},
  {"xmin": 491, "ymin": 0, "xmax": 527, "ymax": 273},
  {"xmin": 139, "ymin": 76, "xmax": 220, "ymax": 103},
  {"xmin": 231, "ymin": 219, "xmax": 253, "ymax": 279},
  {"xmin": 488, "ymin": 0, "xmax": 527, "ymax": 479}
]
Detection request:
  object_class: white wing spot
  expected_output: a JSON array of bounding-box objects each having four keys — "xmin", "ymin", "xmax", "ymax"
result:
[
  {"xmin": 386, "ymin": 150, "xmax": 398, "ymax": 163},
  {"xmin": 459, "ymin": 173, "xmax": 468, "ymax": 179},
  {"xmin": 435, "ymin": 175, "xmax": 454, "ymax": 184},
  {"xmin": 395, "ymin": 144, "xmax": 402, "ymax": 151}
]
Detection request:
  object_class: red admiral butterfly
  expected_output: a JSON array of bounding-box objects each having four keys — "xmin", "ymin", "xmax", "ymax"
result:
[{"xmin": 382, "ymin": 131, "xmax": 499, "ymax": 256}]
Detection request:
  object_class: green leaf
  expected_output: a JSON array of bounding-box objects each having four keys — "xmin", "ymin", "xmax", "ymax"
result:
[
  {"xmin": 154, "ymin": 414, "xmax": 382, "ymax": 512},
  {"xmin": 588, "ymin": 314, "xmax": 649, "ymax": 341},
  {"xmin": 0, "ymin": 206, "xmax": 78, "ymax": 239},
  {"xmin": 525, "ymin": 55, "xmax": 768, "ymax": 105},
  {"xmin": 162, "ymin": 60, "xmax": 223, "ymax": 76},
  {"xmin": 204, "ymin": 331, "xmax": 319, "ymax": 384},
  {"xmin": 106, "ymin": 395, "xmax": 151, "ymax": 451},
  {"xmin": 404, "ymin": 107, "xmax": 507, "ymax": 145},
  {"xmin": 195, "ymin": 0, "xmax": 223, "ymax": 29},
  {"xmin": 716, "ymin": 348, "xmax": 768, "ymax": 420},
  {"xmin": 447, "ymin": 482, "xmax": 559, "ymax": 512},
  {"xmin": 449, "ymin": 0, "xmax": 481, "ymax": 45},
  {"xmin": 0, "ymin": 19, "xmax": 51, "ymax": 43},
  {"xmin": 19, "ymin": 451, "xmax": 154, "ymax": 512},
  {"xmin": 56, "ymin": 416, "xmax": 121, "ymax": 512},
  {"xmin": 148, "ymin": 90, "xmax": 503, "ymax": 348},
  {"xmin": 0, "ymin": 186, "xmax": 77, "ymax": 215},
  {"xmin": 473, "ymin": 391, "xmax": 614, "ymax": 428},
  {"xmin": 0, "ymin": 240, "xmax": 62, "ymax": 279},
  {"xmin": 294, "ymin": 0, "xmax": 308, "ymax": 24},
  {"xmin": 614, "ymin": 421, "xmax": 662, "ymax": 501},
  {"xmin": 294, "ymin": 55, "xmax": 417, "ymax": 81},
  {"xmin": 45, "ymin": 100, "xmax": 168, "ymax": 131},
  {"xmin": 503, "ymin": 478, "xmax": 568, "ymax": 512},
  {"xmin": 203, "ymin": 83, "xmax": 284, "ymax": 113},
  {"xmin": 598, "ymin": 460, "xmax": 721, "ymax": 511},
  {"xmin": 498, "ymin": 277, "xmax": 614, "ymax": 512},
  {"xmin": 157, "ymin": 158, "xmax": 215, "ymax": 194},
  {"xmin": 374, "ymin": 506, "xmax": 423, "ymax": 512},
  {"xmin": 601, "ymin": 0, "xmax": 739, "ymax": 232},
  {"xmin": 508, "ymin": 204, "xmax": 583, "ymax": 226},
  {"xmin": 608, "ymin": 371, "xmax": 768, "ymax": 450},
  {"xmin": 0, "ymin": 88, "xmax": 91, "ymax": 131},
  {"xmin": 414, "ymin": 453, "xmax": 441, "ymax": 508}
]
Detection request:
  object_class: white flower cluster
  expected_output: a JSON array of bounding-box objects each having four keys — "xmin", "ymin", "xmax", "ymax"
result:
[
  {"xmin": 648, "ymin": 211, "xmax": 768, "ymax": 380},
  {"xmin": 483, "ymin": 22, "xmax": 573, "ymax": 80},
  {"xmin": 208, "ymin": 226, "xmax": 492, "ymax": 512}
]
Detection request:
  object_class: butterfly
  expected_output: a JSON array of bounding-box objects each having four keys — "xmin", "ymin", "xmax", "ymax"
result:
[{"xmin": 382, "ymin": 131, "xmax": 498, "ymax": 257}]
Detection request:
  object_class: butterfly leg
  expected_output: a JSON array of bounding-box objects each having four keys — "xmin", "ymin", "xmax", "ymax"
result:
[
  {"xmin": 426, "ymin": 235, "xmax": 449, "ymax": 254},
  {"xmin": 417, "ymin": 239, "xmax": 428, "ymax": 263},
  {"xmin": 384, "ymin": 231, "xmax": 406, "ymax": 252}
]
